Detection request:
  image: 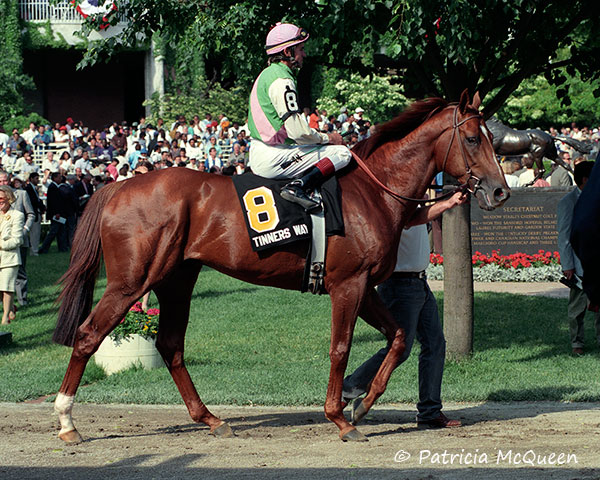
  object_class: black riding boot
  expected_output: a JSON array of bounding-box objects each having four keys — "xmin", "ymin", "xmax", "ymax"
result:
[{"xmin": 280, "ymin": 166, "xmax": 327, "ymax": 211}]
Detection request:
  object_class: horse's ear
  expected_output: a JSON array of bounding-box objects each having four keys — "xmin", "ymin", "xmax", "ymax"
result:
[
  {"xmin": 458, "ymin": 89, "xmax": 470, "ymax": 114},
  {"xmin": 472, "ymin": 91, "xmax": 481, "ymax": 110}
]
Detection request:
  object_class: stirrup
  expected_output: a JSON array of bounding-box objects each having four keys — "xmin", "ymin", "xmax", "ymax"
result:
[{"xmin": 280, "ymin": 183, "xmax": 320, "ymax": 211}]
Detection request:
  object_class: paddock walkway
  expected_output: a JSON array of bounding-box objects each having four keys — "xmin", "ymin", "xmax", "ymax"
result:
[
  {"xmin": 428, "ymin": 281, "xmax": 568, "ymax": 299},
  {"xmin": 0, "ymin": 402, "xmax": 598, "ymax": 479}
]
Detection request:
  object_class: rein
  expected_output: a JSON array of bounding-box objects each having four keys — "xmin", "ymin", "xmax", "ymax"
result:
[{"xmin": 351, "ymin": 105, "xmax": 485, "ymax": 205}]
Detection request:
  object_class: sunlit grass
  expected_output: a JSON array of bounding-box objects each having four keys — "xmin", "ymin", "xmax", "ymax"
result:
[{"xmin": 1, "ymin": 253, "xmax": 599, "ymax": 405}]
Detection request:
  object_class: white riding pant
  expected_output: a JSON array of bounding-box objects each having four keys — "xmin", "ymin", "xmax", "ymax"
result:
[{"xmin": 248, "ymin": 140, "xmax": 352, "ymax": 179}]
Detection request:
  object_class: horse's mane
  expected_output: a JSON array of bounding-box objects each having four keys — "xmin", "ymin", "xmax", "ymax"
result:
[{"xmin": 352, "ymin": 97, "xmax": 449, "ymax": 160}]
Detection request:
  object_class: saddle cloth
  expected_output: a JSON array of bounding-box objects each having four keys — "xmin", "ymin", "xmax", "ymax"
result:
[{"xmin": 232, "ymin": 173, "xmax": 344, "ymax": 252}]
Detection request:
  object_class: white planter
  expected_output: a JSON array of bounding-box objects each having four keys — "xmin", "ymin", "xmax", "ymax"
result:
[{"xmin": 94, "ymin": 334, "xmax": 164, "ymax": 375}]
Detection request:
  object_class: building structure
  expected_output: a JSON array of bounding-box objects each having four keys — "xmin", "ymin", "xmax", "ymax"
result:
[{"xmin": 19, "ymin": 0, "xmax": 164, "ymax": 128}]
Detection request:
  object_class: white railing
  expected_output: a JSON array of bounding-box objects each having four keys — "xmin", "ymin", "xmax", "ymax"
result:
[{"xmin": 19, "ymin": 0, "xmax": 127, "ymax": 23}]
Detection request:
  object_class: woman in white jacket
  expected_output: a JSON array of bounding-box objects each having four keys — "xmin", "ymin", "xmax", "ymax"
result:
[{"xmin": 0, "ymin": 185, "xmax": 24, "ymax": 324}]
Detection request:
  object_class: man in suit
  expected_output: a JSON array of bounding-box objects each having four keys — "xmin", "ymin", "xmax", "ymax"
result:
[
  {"xmin": 0, "ymin": 171, "xmax": 35, "ymax": 307},
  {"xmin": 73, "ymin": 173, "xmax": 94, "ymax": 217},
  {"xmin": 25, "ymin": 172, "xmax": 45, "ymax": 255},
  {"xmin": 59, "ymin": 175, "xmax": 78, "ymax": 247},
  {"xmin": 551, "ymin": 152, "xmax": 574, "ymax": 187},
  {"xmin": 39, "ymin": 173, "xmax": 69, "ymax": 253},
  {"xmin": 557, "ymin": 161, "xmax": 600, "ymax": 355},
  {"xmin": 571, "ymin": 155, "xmax": 600, "ymax": 310}
]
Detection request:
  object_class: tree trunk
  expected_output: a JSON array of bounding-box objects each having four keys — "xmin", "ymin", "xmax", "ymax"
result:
[{"xmin": 441, "ymin": 202, "xmax": 474, "ymax": 359}]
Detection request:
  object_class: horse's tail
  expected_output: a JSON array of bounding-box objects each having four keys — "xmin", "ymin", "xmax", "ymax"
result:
[
  {"xmin": 552, "ymin": 135, "xmax": 592, "ymax": 155},
  {"xmin": 53, "ymin": 181, "xmax": 125, "ymax": 347}
]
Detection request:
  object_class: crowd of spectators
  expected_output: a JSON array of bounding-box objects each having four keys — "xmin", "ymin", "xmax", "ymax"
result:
[
  {"xmin": 0, "ymin": 106, "xmax": 374, "ymax": 251},
  {"xmin": 0, "ymin": 106, "xmax": 373, "ymax": 190},
  {"xmin": 0, "ymin": 110, "xmax": 598, "ymax": 236}
]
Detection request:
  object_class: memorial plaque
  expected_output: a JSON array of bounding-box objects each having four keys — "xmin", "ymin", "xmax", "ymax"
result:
[{"xmin": 470, "ymin": 187, "xmax": 572, "ymax": 255}]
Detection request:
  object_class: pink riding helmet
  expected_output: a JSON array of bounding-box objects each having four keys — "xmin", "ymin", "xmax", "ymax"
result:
[{"xmin": 265, "ymin": 22, "xmax": 309, "ymax": 55}]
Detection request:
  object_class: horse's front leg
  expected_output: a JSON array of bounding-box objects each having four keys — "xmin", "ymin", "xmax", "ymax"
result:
[
  {"xmin": 325, "ymin": 278, "xmax": 369, "ymax": 442},
  {"xmin": 351, "ymin": 288, "xmax": 406, "ymax": 425}
]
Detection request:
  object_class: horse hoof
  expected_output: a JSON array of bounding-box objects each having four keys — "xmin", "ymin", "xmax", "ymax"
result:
[
  {"xmin": 59, "ymin": 429, "xmax": 83, "ymax": 444},
  {"xmin": 351, "ymin": 398, "xmax": 368, "ymax": 426},
  {"xmin": 212, "ymin": 422, "xmax": 234, "ymax": 438},
  {"xmin": 341, "ymin": 427, "xmax": 368, "ymax": 442}
]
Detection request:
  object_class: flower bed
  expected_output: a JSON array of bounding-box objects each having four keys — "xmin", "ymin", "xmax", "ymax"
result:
[{"xmin": 427, "ymin": 250, "xmax": 563, "ymax": 282}]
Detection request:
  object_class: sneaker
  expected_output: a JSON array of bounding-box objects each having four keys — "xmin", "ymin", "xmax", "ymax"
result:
[{"xmin": 572, "ymin": 347, "xmax": 584, "ymax": 356}]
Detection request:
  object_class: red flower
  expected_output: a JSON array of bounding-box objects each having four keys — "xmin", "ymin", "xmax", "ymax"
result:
[{"xmin": 130, "ymin": 301, "xmax": 144, "ymax": 313}]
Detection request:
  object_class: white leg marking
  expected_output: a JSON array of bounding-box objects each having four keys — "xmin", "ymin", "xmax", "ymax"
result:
[{"xmin": 54, "ymin": 393, "xmax": 76, "ymax": 435}]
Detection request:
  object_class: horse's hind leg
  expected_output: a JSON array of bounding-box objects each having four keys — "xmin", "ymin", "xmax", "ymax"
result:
[
  {"xmin": 55, "ymin": 289, "xmax": 140, "ymax": 443},
  {"xmin": 153, "ymin": 261, "xmax": 231, "ymax": 437}
]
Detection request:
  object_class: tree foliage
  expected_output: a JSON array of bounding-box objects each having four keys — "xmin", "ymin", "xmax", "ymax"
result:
[
  {"xmin": 385, "ymin": 0, "xmax": 600, "ymax": 115},
  {"xmin": 316, "ymin": 72, "xmax": 408, "ymax": 123},
  {"xmin": 144, "ymin": 78, "xmax": 249, "ymax": 127},
  {"xmin": 3, "ymin": 113, "xmax": 51, "ymax": 134},
  {"xmin": 496, "ymin": 73, "xmax": 600, "ymax": 129},
  {"xmin": 73, "ymin": 0, "xmax": 600, "ymax": 118},
  {"xmin": 0, "ymin": 0, "xmax": 35, "ymax": 125}
]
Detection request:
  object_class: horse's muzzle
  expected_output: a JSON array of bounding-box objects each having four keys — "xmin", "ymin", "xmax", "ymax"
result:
[{"xmin": 475, "ymin": 186, "xmax": 510, "ymax": 211}]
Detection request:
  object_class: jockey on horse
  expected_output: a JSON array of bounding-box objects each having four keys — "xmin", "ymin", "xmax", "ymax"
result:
[{"xmin": 247, "ymin": 23, "xmax": 352, "ymax": 211}]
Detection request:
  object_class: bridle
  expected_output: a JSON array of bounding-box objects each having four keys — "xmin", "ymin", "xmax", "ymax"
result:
[{"xmin": 351, "ymin": 105, "xmax": 491, "ymax": 205}]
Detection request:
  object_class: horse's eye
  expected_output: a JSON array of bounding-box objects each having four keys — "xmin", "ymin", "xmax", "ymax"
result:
[{"xmin": 466, "ymin": 136, "xmax": 480, "ymax": 145}]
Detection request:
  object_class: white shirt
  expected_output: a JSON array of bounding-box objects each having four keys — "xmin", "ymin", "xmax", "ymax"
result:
[
  {"xmin": 518, "ymin": 169, "xmax": 536, "ymax": 187},
  {"xmin": 206, "ymin": 156, "xmax": 223, "ymax": 169},
  {"xmin": 0, "ymin": 132, "xmax": 9, "ymax": 148},
  {"xmin": 22, "ymin": 128, "xmax": 37, "ymax": 145},
  {"xmin": 43, "ymin": 158, "xmax": 60, "ymax": 172},
  {"xmin": 394, "ymin": 225, "xmax": 430, "ymax": 272},
  {"xmin": 74, "ymin": 158, "xmax": 92, "ymax": 174},
  {"xmin": 54, "ymin": 132, "xmax": 69, "ymax": 143},
  {"xmin": 69, "ymin": 128, "xmax": 83, "ymax": 140},
  {"xmin": 2, "ymin": 154, "xmax": 17, "ymax": 173},
  {"xmin": 58, "ymin": 158, "xmax": 73, "ymax": 173},
  {"xmin": 186, "ymin": 144, "xmax": 203, "ymax": 160},
  {"xmin": 22, "ymin": 162, "xmax": 39, "ymax": 174}
]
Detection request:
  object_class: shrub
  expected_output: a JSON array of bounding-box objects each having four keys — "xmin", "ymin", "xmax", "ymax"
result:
[{"xmin": 3, "ymin": 113, "xmax": 51, "ymax": 134}]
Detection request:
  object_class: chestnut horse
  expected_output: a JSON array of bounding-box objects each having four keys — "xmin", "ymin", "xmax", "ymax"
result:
[{"xmin": 53, "ymin": 91, "xmax": 509, "ymax": 443}]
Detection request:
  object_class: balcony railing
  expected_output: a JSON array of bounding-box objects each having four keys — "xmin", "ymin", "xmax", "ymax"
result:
[{"xmin": 19, "ymin": 0, "xmax": 127, "ymax": 23}]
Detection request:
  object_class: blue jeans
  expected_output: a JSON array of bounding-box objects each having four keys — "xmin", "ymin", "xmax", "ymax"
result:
[{"xmin": 343, "ymin": 276, "xmax": 446, "ymax": 420}]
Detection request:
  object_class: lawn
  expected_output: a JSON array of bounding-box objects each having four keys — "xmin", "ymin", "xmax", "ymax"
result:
[{"xmin": 1, "ymin": 252, "xmax": 599, "ymax": 405}]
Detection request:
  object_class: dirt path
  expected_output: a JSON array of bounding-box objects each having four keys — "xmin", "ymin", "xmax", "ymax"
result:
[
  {"xmin": 428, "ymin": 281, "xmax": 569, "ymax": 299},
  {"xmin": 1, "ymin": 401, "xmax": 598, "ymax": 479}
]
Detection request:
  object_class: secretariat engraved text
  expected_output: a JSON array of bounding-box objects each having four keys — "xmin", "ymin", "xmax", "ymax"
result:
[{"xmin": 414, "ymin": 449, "xmax": 577, "ymax": 466}]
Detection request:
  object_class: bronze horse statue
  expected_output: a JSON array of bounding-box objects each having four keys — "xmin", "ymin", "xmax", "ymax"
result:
[
  {"xmin": 486, "ymin": 118, "xmax": 591, "ymax": 183},
  {"xmin": 52, "ymin": 91, "xmax": 509, "ymax": 444}
]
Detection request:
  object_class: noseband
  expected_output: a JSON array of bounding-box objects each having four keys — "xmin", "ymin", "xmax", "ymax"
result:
[
  {"xmin": 440, "ymin": 106, "xmax": 488, "ymax": 197},
  {"xmin": 351, "ymin": 105, "xmax": 489, "ymax": 204}
]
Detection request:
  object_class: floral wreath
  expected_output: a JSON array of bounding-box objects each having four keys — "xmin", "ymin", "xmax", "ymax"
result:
[{"xmin": 71, "ymin": 0, "xmax": 118, "ymax": 31}]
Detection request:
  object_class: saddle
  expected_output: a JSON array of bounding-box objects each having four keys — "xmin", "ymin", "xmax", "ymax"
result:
[{"xmin": 232, "ymin": 173, "xmax": 344, "ymax": 293}]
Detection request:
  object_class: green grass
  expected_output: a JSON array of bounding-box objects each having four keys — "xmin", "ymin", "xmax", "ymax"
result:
[{"xmin": 1, "ymin": 252, "xmax": 600, "ymax": 405}]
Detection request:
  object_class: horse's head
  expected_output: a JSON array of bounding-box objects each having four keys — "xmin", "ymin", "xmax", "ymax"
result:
[{"xmin": 437, "ymin": 90, "xmax": 510, "ymax": 211}]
